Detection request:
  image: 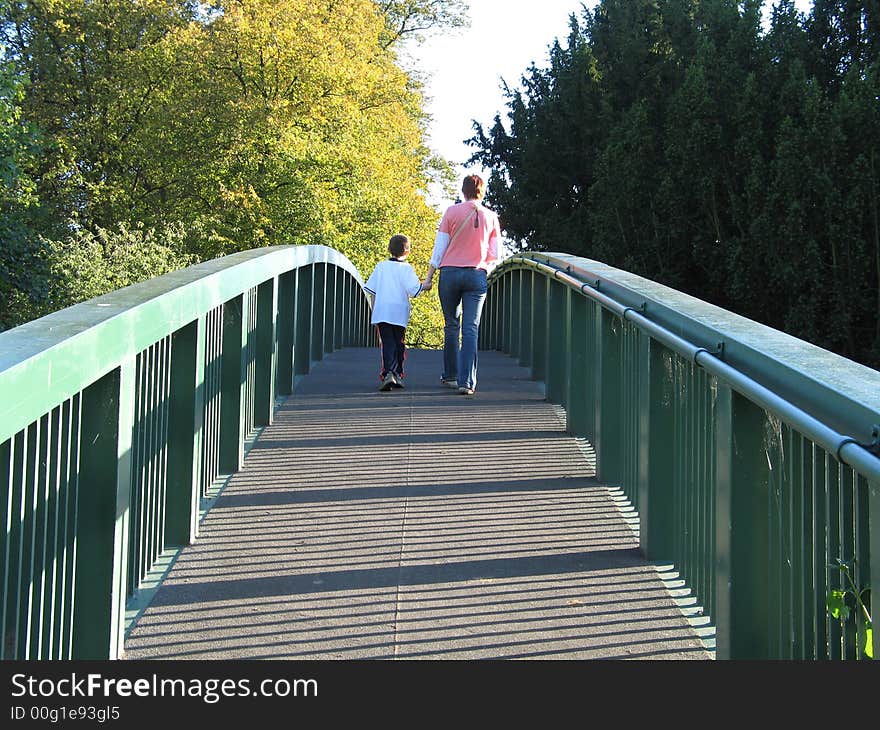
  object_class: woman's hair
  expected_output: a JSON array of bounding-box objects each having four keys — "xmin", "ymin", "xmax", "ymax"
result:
[{"xmin": 461, "ymin": 174, "xmax": 485, "ymax": 201}]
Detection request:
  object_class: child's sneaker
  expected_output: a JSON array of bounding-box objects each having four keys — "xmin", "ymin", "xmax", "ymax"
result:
[{"xmin": 379, "ymin": 373, "xmax": 395, "ymax": 391}]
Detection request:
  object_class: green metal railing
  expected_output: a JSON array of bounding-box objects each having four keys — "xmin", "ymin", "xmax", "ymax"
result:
[
  {"xmin": 483, "ymin": 252, "xmax": 880, "ymax": 660},
  {"xmin": 0, "ymin": 245, "xmax": 372, "ymax": 659}
]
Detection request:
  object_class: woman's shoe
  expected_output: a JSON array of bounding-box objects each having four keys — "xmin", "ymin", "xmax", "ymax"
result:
[
  {"xmin": 440, "ymin": 377, "xmax": 458, "ymax": 388},
  {"xmin": 458, "ymin": 386, "xmax": 475, "ymax": 395}
]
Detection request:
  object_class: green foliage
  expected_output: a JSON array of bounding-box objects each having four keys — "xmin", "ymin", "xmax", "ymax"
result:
[
  {"xmin": 44, "ymin": 221, "xmax": 197, "ymax": 312},
  {"xmin": 377, "ymin": 0, "xmax": 469, "ymax": 48},
  {"xmin": 1, "ymin": 0, "xmax": 464, "ymax": 346},
  {"xmin": 469, "ymin": 0, "xmax": 880, "ymax": 369},
  {"xmin": 0, "ymin": 51, "xmax": 49, "ymax": 330},
  {"xmin": 827, "ymin": 558, "xmax": 873, "ymax": 660}
]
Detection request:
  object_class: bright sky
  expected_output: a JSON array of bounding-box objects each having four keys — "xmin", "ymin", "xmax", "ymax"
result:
[{"xmin": 402, "ymin": 0, "xmax": 815, "ymax": 208}]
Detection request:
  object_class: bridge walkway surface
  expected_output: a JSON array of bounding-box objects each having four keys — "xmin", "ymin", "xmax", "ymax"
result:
[{"xmin": 122, "ymin": 348, "xmax": 714, "ymax": 660}]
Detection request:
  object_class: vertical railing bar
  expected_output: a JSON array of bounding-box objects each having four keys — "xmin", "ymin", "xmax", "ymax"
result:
[
  {"xmin": 787, "ymin": 426, "xmax": 795, "ymax": 658},
  {"xmin": 827, "ymin": 452, "xmax": 841, "ymax": 658},
  {"xmin": 152, "ymin": 340, "xmax": 165, "ymax": 569},
  {"xmin": 9, "ymin": 429, "xmax": 26, "ymax": 659},
  {"xmin": 854, "ymin": 472, "xmax": 870, "ymax": 660},
  {"xmin": 215, "ymin": 305, "xmax": 224, "ymax": 481},
  {"xmin": 249, "ymin": 287, "xmax": 258, "ymax": 436},
  {"xmin": 813, "ymin": 443, "xmax": 827, "ymax": 658},
  {"xmin": 61, "ymin": 394, "xmax": 81, "ymax": 660},
  {"xmin": 707, "ymin": 372, "xmax": 716, "ymax": 616},
  {"xmin": 206, "ymin": 309, "xmax": 215, "ymax": 492},
  {"xmin": 795, "ymin": 428, "xmax": 805, "ymax": 658},
  {"xmin": 801, "ymin": 433, "xmax": 814, "ymax": 660},
  {"xmin": 695, "ymin": 366, "xmax": 704, "ymax": 602},
  {"xmin": 145, "ymin": 344, "xmax": 155, "ymax": 572},
  {"xmin": 157, "ymin": 336, "xmax": 171, "ymax": 563},
  {"xmin": 767, "ymin": 419, "xmax": 778, "ymax": 659},
  {"xmin": 676, "ymin": 356, "xmax": 690, "ymax": 564},
  {"xmin": 687, "ymin": 359, "xmax": 695, "ymax": 590},
  {"xmin": 208, "ymin": 309, "xmax": 217, "ymax": 490},
  {"xmin": 137, "ymin": 350, "xmax": 149, "ymax": 583},
  {"xmin": 137, "ymin": 349, "xmax": 149, "ymax": 585},
  {"xmin": 840, "ymin": 461, "xmax": 855, "ymax": 658},
  {"xmin": 694, "ymin": 363, "xmax": 701, "ymax": 595},
  {"xmin": 53, "ymin": 401, "xmax": 71, "ymax": 659},
  {"xmin": 777, "ymin": 422, "xmax": 787, "ymax": 658},
  {"xmin": 684, "ymin": 357, "xmax": 691, "ymax": 580},
  {"xmin": 199, "ymin": 320, "xmax": 208, "ymax": 499},
  {"xmin": 247, "ymin": 288, "xmax": 253, "ymax": 436},
  {"xmin": 30, "ymin": 414, "xmax": 48, "ymax": 658},
  {"xmin": 0, "ymin": 433, "xmax": 14, "ymax": 659},
  {"xmin": 22, "ymin": 420, "xmax": 40, "ymax": 659},
  {"xmin": 674, "ymin": 360, "xmax": 683, "ymax": 571},
  {"xmin": 680, "ymin": 360, "xmax": 688, "ymax": 590},
  {"xmin": 684, "ymin": 359, "xmax": 691, "ymax": 587},
  {"xmin": 703, "ymin": 370, "xmax": 712, "ymax": 608},
  {"xmin": 146, "ymin": 342, "xmax": 159, "ymax": 579},
  {"xmin": 150, "ymin": 341, "xmax": 161, "ymax": 569},
  {"xmin": 155, "ymin": 336, "xmax": 166, "ymax": 561},
  {"xmin": 45, "ymin": 406, "xmax": 62, "ymax": 658},
  {"xmin": 157, "ymin": 335, "xmax": 168, "ymax": 559},
  {"xmin": 683, "ymin": 358, "xmax": 691, "ymax": 585},
  {"xmin": 128, "ymin": 354, "xmax": 141, "ymax": 594},
  {"xmin": 244, "ymin": 291, "xmax": 251, "ymax": 438},
  {"xmin": 207, "ymin": 308, "xmax": 219, "ymax": 492},
  {"xmin": 36, "ymin": 409, "xmax": 57, "ymax": 658},
  {"xmin": 201, "ymin": 313, "xmax": 211, "ymax": 496}
]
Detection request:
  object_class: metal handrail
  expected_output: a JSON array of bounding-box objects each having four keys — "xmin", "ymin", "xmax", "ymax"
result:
[
  {"xmin": 487, "ymin": 250, "xmax": 879, "ymax": 660},
  {"xmin": 506, "ymin": 254, "xmax": 880, "ymax": 483}
]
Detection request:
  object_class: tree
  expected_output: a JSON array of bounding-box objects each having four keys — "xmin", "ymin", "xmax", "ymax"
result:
[
  {"xmin": 376, "ymin": 0, "xmax": 468, "ymax": 48},
  {"xmin": 2, "ymin": 0, "xmax": 459, "ymax": 345},
  {"xmin": 0, "ymin": 47, "xmax": 47, "ymax": 330},
  {"xmin": 467, "ymin": 0, "xmax": 880, "ymax": 368}
]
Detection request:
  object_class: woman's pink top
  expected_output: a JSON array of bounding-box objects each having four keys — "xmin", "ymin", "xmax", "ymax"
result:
[{"xmin": 430, "ymin": 200, "xmax": 501, "ymax": 271}]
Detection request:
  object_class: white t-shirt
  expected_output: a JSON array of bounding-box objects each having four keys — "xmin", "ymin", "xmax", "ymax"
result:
[{"xmin": 364, "ymin": 258, "xmax": 422, "ymax": 327}]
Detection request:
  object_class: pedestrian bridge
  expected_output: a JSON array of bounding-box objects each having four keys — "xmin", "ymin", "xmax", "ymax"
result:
[{"xmin": 1, "ymin": 245, "xmax": 877, "ymax": 660}]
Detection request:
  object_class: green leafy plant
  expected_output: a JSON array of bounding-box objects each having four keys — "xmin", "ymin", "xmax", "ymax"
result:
[{"xmin": 826, "ymin": 558, "xmax": 873, "ymax": 659}]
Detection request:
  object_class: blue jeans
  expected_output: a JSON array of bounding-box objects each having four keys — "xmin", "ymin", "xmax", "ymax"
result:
[{"xmin": 438, "ymin": 267, "xmax": 488, "ymax": 391}]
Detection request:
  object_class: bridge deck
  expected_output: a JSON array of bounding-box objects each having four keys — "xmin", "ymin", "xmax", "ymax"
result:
[{"xmin": 123, "ymin": 348, "xmax": 713, "ymax": 660}]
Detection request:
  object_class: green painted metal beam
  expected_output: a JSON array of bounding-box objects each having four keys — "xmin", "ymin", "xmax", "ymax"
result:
[
  {"xmin": 72, "ymin": 362, "xmax": 133, "ymax": 660},
  {"xmin": 276, "ymin": 271, "xmax": 296, "ymax": 396},
  {"xmin": 254, "ymin": 278, "xmax": 277, "ymax": 428},
  {"xmin": 546, "ymin": 280, "xmax": 568, "ymax": 405},
  {"xmin": 638, "ymin": 336, "xmax": 676, "ymax": 564},
  {"xmin": 294, "ymin": 266, "xmax": 313, "ymax": 377},
  {"xmin": 164, "ymin": 319, "xmax": 202, "ymax": 547}
]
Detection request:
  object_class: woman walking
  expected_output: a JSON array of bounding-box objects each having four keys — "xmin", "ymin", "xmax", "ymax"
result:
[{"xmin": 422, "ymin": 174, "xmax": 501, "ymax": 396}]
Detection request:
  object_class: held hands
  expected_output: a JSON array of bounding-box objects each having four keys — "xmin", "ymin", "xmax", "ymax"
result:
[{"xmin": 421, "ymin": 278, "xmax": 433, "ymax": 292}]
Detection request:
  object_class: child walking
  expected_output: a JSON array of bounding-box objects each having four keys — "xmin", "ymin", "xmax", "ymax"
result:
[{"xmin": 363, "ymin": 234, "xmax": 426, "ymax": 391}]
